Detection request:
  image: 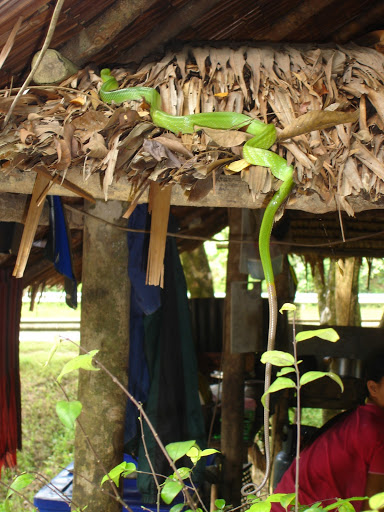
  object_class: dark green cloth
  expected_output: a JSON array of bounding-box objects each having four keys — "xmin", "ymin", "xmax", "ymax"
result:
[{"xmin": 137, "ymin": 236, "xmax": 206, "ymax": 503}]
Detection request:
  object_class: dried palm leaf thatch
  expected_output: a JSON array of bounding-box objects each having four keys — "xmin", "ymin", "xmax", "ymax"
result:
[{"xmin": 1, "ymin": 44, "xmax": 384, "ymax": 216}]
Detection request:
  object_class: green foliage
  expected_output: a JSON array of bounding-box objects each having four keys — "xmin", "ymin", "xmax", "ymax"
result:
[
  {"xmin": 166, "ymin": 440, "xmax": 196, "ymax": 462},
  {"xmin": 214, "ymin": 499, "xmax": 226, "ymax": 510},
  {"xmin": 161, "ymin": 442, "xmax": 219, "ymax": 505},
  {"xmin": 261, "ymin": 350, "xmax": 295, "ymax": 366},
  {"xmin": 368, "ymin": 492, "xmax": 384, "ymax": 511},
  {"xmin": 261, "ymin": 377, "xmax": 296, "ymax": 407},
  {"xmin": 261, "ymin": 312, "xmax": 342, "ymax": 407},
  {"xmin": 100, "ymin": 461, "xmax": 136, "ymax": 487},
  {"xmin": 186, "ymin": 446, "xmax": 219, "ymax": 464},
  {"xmin": 0, "ymin": 341, "xmax": 78, "ymax": 511},
  {"xmin": 170, "ymin": 504, "xmax": 186, "ymax": 512},
  {"xmin": 56, "ymin": 400, "xmax": 82, "ymax": 429},
  {"xmin": 161, "ymin": 480, "xmax": 184, "ymax": 504},
  {"xmin": 295, "ymin": 329, "xmax": 339, "ymax": 343},
  {"xmin": 300, "ymin": 371, "xmax": 343, "ymax": 391},
  {"xmin": 3, "ymin": 473, "xmax": 35, "ymax": 512},
  {"xmin": 57, "ymin": 350, "xmax": 99, "ymax": 382}
]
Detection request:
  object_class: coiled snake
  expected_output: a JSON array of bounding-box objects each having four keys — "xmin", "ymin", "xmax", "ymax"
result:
[{"xmin": 100, "ymin": 68, "xmax": 295, "ymax": 494}]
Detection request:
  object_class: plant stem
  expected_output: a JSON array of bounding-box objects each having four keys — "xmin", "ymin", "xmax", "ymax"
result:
[
  {"xmin": 292, "ymin": 312, "xmax": 300, "ymax": 512},
  {"xmin": 60, "ymin": 336, "xmax": 197, "ymax": 511}
]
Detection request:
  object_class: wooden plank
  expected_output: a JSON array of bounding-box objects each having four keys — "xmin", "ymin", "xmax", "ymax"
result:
[{"xmin": 3, "ymin": 170, "xmax": 384, "ymax": 213}]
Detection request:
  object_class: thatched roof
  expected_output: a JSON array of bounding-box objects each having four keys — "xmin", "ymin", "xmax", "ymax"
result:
[{"xmin": 1, "ymin": 44, "xmax": 384, "ymax": 215}]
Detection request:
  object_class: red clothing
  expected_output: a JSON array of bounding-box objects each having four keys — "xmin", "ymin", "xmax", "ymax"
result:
[{"xmin": 272, "ymin": 403, "xmax": 384, "ymax": 512}]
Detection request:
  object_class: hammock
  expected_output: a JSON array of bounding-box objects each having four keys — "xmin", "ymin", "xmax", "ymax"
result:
[{"xmin": 0, "ymin": 268, "xmax": 22, "ymax": 475}]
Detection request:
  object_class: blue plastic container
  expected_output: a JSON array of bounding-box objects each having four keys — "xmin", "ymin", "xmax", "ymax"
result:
[{"xmin": 33, "ymin": 456, "xmax": 173, "ymax": 512}]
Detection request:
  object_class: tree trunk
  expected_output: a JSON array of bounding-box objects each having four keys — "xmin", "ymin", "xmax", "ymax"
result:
[
  {"xmin": 180, "ymin": 244, "xmax": 214, "ymax": 298},
  {"xmin": 221, "ymin": 208, "xmax": 247, "ymax": 506},
  {"xmin": 72, "ymin": 200, "xmax": 130, "ymax": 512},
  {"xmin": 335, "ymin": 257, "xmax": 361, "ymax": 326}
]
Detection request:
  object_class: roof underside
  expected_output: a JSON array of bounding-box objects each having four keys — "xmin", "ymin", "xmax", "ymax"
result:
[
  {"xmin": 1, "ymin": 0, "xmax": 383, "ymax": 88},
  {"xmin": 1, "ymin": 0, "xmax": 384, "ymax": 287}
]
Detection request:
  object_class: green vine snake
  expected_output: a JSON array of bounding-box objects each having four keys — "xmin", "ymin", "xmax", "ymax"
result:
[{"xmin": 100, "ymin": 68, "xmax": 294, "ymax": 494}]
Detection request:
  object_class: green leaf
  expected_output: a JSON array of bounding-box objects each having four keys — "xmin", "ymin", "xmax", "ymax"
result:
[
  {"xmin": 280, "ymin": 493, "xmax": 296, "ymax": 510},
  {"xmin": 300, "ymin": 371, "xmax": 329, "ymax": 386},
  {"xmin": 6, "ymin": 473, "xmax": 35, "ymax": 500},
  {"xmin": 249, "ymin": 501, "xmax": 271, "ymax": 512},
  {"xmin": 277, "ymin": 368, "xmax": 295, "ymax": 377},
  {"xmin": 186, "ymin": 445, "xmax": 202, "ymax": 464},
  {"xmin": 267, "ymin": 493, "xmax": 295, "ymax": 505},
  {"xmin": 339, "ymin": 503, "xmax": 357, "ymax": 512},
  {"xmin": 42, "ymin": 338, "xmax": 61, "ymax": 370},
  {"xmin": 296, "ymin": 328, "xmax": 339, "ymax": 343},
  {"xmin": 161, "ymin": 480, "xmax": 184, "ymax": 504},
  {"xmin": 170, "ymin": 504, "xmax": 185, "ymax": 512},
  {"xmin": 300, "ymin": 371, "xmax": 344, "ymax": 392},
  {"xmin": 166, "ymin": 440, "xmax": 196, "ymax": 462},
  {"xmin": 326, "ymin": 371, "xmax": 344, "ymax": 392},
  {"xmin": 200, "ymin": 448, "xmax": 219, "ymax": 458},
  {"xmin": 279, "ymin": 303, "xmax": 297, "ymax": 313},
  {"xmin": 101, "ymin": 461, "xmax": 136, "ymax": 486},
  {"xmin": 261, "ymin": 350, "xmax": 295, "ymax": 367},
  {"xmin": 369, "ymin": 493, "xmax": 384, "ymax": 510},
  {"xmin": 172, "ymin": 467, "xmax": 192, "ymax": 480},
  {"xmin": 56, "ymin": 400, "xmax": 82, "ymax": 429},
  {"xmin": 215, "ymin": 499, "xmax": 226, "ymax": 510},
  {"xmin": 57, "ymin": 350, "xmax": 99, "ymax": 382},
  {"xmin": 261, "ymin": 377, "xmax": 296, "ymax": 407}
]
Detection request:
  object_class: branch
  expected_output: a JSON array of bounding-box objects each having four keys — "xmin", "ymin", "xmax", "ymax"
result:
[{"xmin": 2, "ymin": 0, "xmax": 65, "ymax": 127}]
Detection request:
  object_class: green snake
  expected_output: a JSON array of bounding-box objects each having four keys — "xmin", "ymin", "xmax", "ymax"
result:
[{"xmin": 100, "ymin": 68, "xmax": 294, "ymax": 494}]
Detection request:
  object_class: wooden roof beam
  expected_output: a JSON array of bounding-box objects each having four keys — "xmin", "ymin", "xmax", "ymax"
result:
[
  {"xmin": 59, "ymin": 0, "xmax": 160, "ymax": 66},
  {"xmin": 2, "ymin": 170, "xmax": 384, "ymax": 214},
  {"xmin": 119, "ymin": 0, "xmax": 224, "ymax": 65}
]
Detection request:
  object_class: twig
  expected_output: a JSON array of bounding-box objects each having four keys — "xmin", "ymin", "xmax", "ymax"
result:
[
  {"xmin": 59, "ymin": 335, "xmax": 197, "ymax": 510},
  {"xmin": 56, "ymin": 379, "xmax": 127, "ymax": 509},
  {"xmin": 0, "ymin": 16, "xmax": 23, "ymax": 70},
  {"xmin": 291, "ymin": 311, "xmax": 300, "ymax": 512},
  {"xmin": 0, "ymin": 479, "xmax": 36, "ymax": 507},
  {"xmin": 138, "ymin": 411, "xmax": 162, "ymax": 512},
  {"xmin": 3, "ymin": 0, "xmax": 65, "ymax": 127}
]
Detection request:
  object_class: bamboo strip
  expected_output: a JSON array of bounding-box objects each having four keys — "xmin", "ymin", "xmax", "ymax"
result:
[
  {"xmin": 145, "ymin": 182, "xmax": 172, "ymax": 287},
  {"xmin": 12, "ymin": 174, "xmax": 51, "ymax": 278}
]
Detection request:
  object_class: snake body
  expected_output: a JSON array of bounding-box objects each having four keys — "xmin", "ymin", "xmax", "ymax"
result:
[{"xmin": 100, "ymin": 69, "xmax": 294, "ymax": 494}]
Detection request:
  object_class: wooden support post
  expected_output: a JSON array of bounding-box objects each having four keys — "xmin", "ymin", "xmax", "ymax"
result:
[
  {"xmin": 335, "ymin": 257, "xmax": 362, "ymax": 326},
  {"xmin": 72, "ymin": 200, "xmax": 130, "ymax": 512},
  {"xmin": 220, "ymin": 208, "xmax": 247, "ymax": 506}
]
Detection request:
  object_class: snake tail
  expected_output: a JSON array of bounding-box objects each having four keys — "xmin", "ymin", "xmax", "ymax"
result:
[{"xmin": 242, "ymin": 175, "xmax": 294, "ymax": 496}]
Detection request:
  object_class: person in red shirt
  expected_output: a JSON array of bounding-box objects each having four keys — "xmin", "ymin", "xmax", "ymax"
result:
[{"xmin": 272, "ymin": 355, "xmax": 384, "ymax": 512}]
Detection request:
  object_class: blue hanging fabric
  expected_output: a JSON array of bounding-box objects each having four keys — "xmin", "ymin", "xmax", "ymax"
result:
[
  {"xmin": 125, "ymin": 204, "xmax": 160, "ymax": 452},
  {"xmin": 46, "ymin": 196, "xmax": 77, "ymax": 309}
]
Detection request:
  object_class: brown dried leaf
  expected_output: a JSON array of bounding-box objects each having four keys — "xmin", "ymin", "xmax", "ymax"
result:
[
  {"xmin": 153, "ymin": 134, "xmax": 193, "ymax": 158},
  {"xmin": 72, "ymin": 110, "xmax": 108, "ymax": 132},
  {"xmin": 19, "ymin": 128, "xmax": 36, "ymax": 145},
  {"xmin": 278, "ymin": 110, "xmax": 359, "ymax": 141},
  {"xmin": 52, "ymin": 138, "xmax": 71, "ymax": 172},
  {"xmin": 202, "ymin": 127, "xmax": 250, "ymax": 147},
  {"xmin": 83, "ymin": 132, "xmax": 108, "ymax": 159}
]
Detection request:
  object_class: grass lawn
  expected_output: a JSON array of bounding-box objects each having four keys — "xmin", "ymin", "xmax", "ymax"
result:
[{"xmin": 0, "ymin": 339, "xmax": 79, "ymax": 511}]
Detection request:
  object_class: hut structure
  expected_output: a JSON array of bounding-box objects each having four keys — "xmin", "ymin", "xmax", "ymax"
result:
[{"xmin": 1, "ymin": 1, "xmax": 384, "ymax": 511}]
